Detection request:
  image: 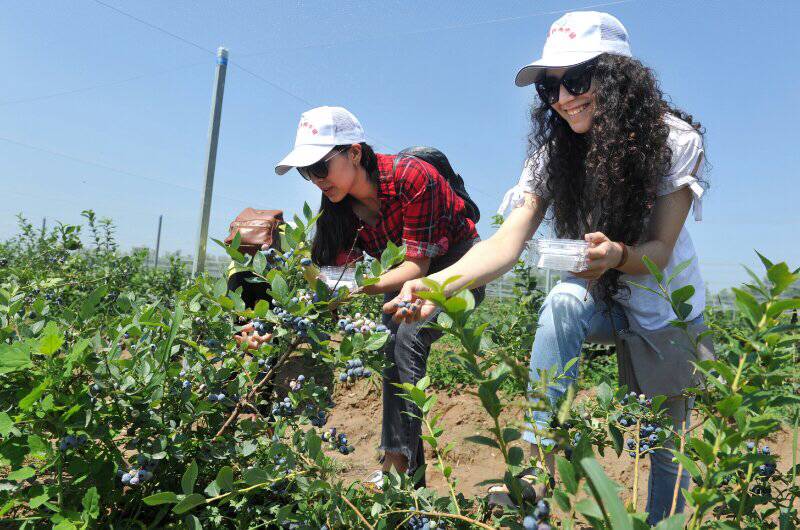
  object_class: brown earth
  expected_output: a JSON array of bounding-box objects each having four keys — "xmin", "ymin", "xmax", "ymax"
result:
[{"xmin": 315, "ymin": 377, "xmax": 797, "ymax": 515}]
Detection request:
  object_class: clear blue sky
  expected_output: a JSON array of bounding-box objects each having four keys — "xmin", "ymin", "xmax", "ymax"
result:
[{"xmin": 1, "ymin": 0, "xmax": 798, "ymax": 291}]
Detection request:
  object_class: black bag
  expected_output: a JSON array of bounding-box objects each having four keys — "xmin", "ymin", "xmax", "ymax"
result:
[{"xmin": 395, "ymin": 146, "xmax": 480, "ymax": 223}]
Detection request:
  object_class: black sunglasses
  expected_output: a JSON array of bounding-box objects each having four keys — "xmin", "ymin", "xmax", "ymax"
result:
[
  {"xmin": 535, "ymin": 60, "xmax": 597, "ymax": 106},
  {"xmin": 297, "ymin": 147, "xmax": 349, "ymax": 181}
]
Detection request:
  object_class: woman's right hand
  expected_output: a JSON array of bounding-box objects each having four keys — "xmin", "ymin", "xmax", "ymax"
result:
[
  {"xmin": 382, "ymin": 278, "xmax": 438, "ymax": 323},
  {"xmin": 234, "ymin": 322, "xmax": 272, "ymax": 351}
]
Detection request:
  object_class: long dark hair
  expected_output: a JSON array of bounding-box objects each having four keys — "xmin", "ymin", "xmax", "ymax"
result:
[
  {"xmin": 311, "ymin": 142, "xmax": 379, "ymax": 265},
  {"xmin": 528, "ymin": 53, "xmax": 706, "ymax": 301}
]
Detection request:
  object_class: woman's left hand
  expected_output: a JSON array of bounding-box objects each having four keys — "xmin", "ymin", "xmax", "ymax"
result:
[{"xmin": 574, "ymin": 232, "xmax": 623, "ymax": 280}]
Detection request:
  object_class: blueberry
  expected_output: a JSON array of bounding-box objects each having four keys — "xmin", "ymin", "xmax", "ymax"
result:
[
  {"xmin": 762, "ymin": 446, "xmax": 771, "ymax": 455},
  {"xmin": 363, "ymin": 369, "xmax": 372, "ymax": 377},
  {"xmin": 746, "ymin": 441, "xmax": 756, "ymax": 451},
  {"xmin": 297, "ymin": 375, "xmax": 305, "ymax": 383},
  {"xmin": 182, "ymin": 380, "xmax": 191, "ymax": 389},
  {"xmin": 523, "ymin": 516, "xmax": 536, "ymax": 530},
  {"xmin": 121, "ymin": 473, "xmax": 132, "ymax": 484},
  {"xmin": 339, "ymin": 446, "xmax": 349, "ymax": 455},
  {"xmin": 536, "ymin": 499, "xmax": 550, "ymax": 517},
  {"xmin": 179, "ymin": 370, "xmax": 186, "ymax": 378},
  {"xmin": 626, "ymin": 438, "xmax": 636, "ymax": 449},
  {"xmin": 300, "ymin": 258, "xmax": 312, "ymax": 266},
  {"xmin": 648, "ymin": 434, "xmax": 658, "ymax": 444},
  {"xmin": 339, "ymin": 373, "xmax": 347, "ymax": 382}
]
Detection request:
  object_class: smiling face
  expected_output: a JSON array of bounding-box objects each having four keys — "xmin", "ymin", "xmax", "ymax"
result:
[
  {"xmin": 305, "ymin": 145, "xmax": 361, "ymax": 203},
  {"xmin": 546, "ymin": 67, "xmax": 596, "ymax": 134}
]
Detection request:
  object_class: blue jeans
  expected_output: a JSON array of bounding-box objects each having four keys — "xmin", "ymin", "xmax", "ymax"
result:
[{"xmin": 522, "ymin": 277, "xmax": 691, "ymax": 525}]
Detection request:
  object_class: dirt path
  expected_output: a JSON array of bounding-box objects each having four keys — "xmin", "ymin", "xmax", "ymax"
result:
[{"xmin": 319, "ymin": 378, "xmax": 796, "ymax": 514}]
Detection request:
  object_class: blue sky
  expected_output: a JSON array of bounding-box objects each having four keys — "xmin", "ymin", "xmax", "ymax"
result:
[{"xmin": 1, "ymin": 0, "xmax": 798, "ymax": 291}]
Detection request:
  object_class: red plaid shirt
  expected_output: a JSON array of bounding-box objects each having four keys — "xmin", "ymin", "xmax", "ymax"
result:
[{"xmin": 335, "ymin": 153, "xmax": 478, "ymax": 263}]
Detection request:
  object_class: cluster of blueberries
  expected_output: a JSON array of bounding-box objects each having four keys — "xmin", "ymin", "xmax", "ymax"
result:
[
  {"xmin": 58, "ymin": 434, "xmax": 88, "ymax": 452},
  {"xmin": 306, "ymin": 404, "xmax": 328, "ymax": 427},
  {"xmin": 257, "ymin": 355, "xmax": 275, "ymax": 373},
  {"xmin": 407, "ymin": 515, "xmax": 443, "ymax": 530},
  {"xmin": 119, "ymin": 456, "xmax": 157, "ymax": 487},
  {"xmin": 621, "ymin": 391, "xmax": 653, "ymax": 408},
  {"xmin": 252, "ymin": 320, "xmax": 271, "ymax": 337},
  {"xmin": 339, "ymin": 358, "xmax": 372, "ymax": 383},
  {"xmin": 749, "ymin": 443, "xmax": 777, "ymax": 478},
  {"xmin": 44, "ymin": 291, "xmax": 64, "ymax": 306},
  {"xmin": 625, "ymin": 423, "xmax": 662, "ymax": 457},
  {"xmin": 272, "ymin": 308, "xmax": 315, "ymax": 338},
  {"xmin": 522, "ymin": 500, "xmax": 552, "ymax": 530},
  {"xmin": 261, "ymin": 247, "xmax": 293, "ymax": 267},
  {"xmin": 321, "ymin": 427, "xmax": 354, "ymax": 455},
  {"xmin": 337, "ymin": 313, "xmax": 389, "ymax": 336},
  {"xmin": 272, "ymin": 396, "xmax": 295, "ymax": 417},
  {"xmin": 288, "ymin": 374, "xmax": 305, "ymax": 392}
]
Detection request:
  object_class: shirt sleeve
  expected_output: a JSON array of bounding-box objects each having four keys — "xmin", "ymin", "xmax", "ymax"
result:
[
  {"xmin": 497, "ymin": 147, "xmax": 550, "ymax": 215},
  {"xmin": 395, "ymin": 157, "xmax": 449, "ymax": 259},
  {"xmin": 657, "ymin": 119, "xmax": 706, "ymax": 221}
]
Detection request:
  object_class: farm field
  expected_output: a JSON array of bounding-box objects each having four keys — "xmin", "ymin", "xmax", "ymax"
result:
[{"xmin": 1, "ymin": 211, "xmax": 799, "ymax": 530}]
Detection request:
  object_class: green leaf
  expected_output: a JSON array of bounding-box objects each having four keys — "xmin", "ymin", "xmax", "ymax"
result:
[
  {"xmin": 252, "ymin": 251, "xmax": 266, "ymax": 275},
  {"xmin": 143, "ymin": 491, "xmax": 179, "ymax": 506},
  {"xmin": 641, "ymin": 255, "xmax": 664, "ymax": 284},
  {"xmin": 19, "ymin": 380, "xmax": 49, "ymax": 411},
  {"xmin": 182, "ymin": 461, "xmax": 198, "ymax": 495},
  {"xmin": 38, "ymin": 322, "xmax": 64, "ymax": 356},
  {"xmin": 670, "ymin": 285, "xmax": 695, "ymax": 306},
  {"xmin": 303, "ymin": 202, "xmax": 313, "ymax": 220},
  {"xmin": 184, "ymin": 514, "xmax": 202, "ymax": 530},
  {"xmin": 766, "ymin": 299, "xmax": 800, "ymax": 319},
  {"xmin": 0, "ymin": 413, "xmax": 13, "ymax": 437},
  {"xmin": 732, "ymin": 288, "xmax": 763, "ymax": 327},
  {"xmin": 556, "ymin": 456, "xmax": 578, "ymax": 494},
  {"xmin": 365, "ymin": 332, "xmax": 389, "ymax": 351},
  {"xmin": 81, "ymin": 487, "xmax": 99, "ymax": 521},
  {"xmin": 0, "ymin": 341, "xmax": 33, "ymax": 375},
  {"xmin": 79, "ymin": 286, "xmax": 108, "ymax": 320},
  {"xmin": 172, "ymin": 493, "xmax": 206, "ymax": 515},
  {"xmin": 689, "ymin": 438, "xmax": 715, "ymax": 465},
  {"xmin": 477, "ymin": 382, "xmax": 502, "ymax": 418},
  {"xmin": 580, "ymin": 457, "xmax": 632, "ymax": 530},
  {"xmin": 502, "ymin": 428, "xmax": 521, "ymax": 443},
  {"xmin": 653, "ymin": 514, "xmax": 687, "ymax": 530},
  {"xmin": 215, "ymin": 466, "xmax": 234, "ymax": 492},
  {"xmin": 269, "ymin": 273, "xmax": 289, "ymax": 303},
  {"xmin": 242, "ymin": 467, "xmax": 269, "ymax": 485},
  {"xmin": 305, "ymin": 430, "xmax": 322, "ymax": 460},
  {"xmin": 508, "ymin": 446, "xmax": 524, "ymax": 466},
  {"xmin": 668, "ymin": 450, "xmax": 701, "ymax": 478},
  {"xmin": 8, "ymin": 467, "xmax": 35, "ymax": 482},
  {"xmin": 666, "ymin": 259, "xmax": 694, "ymax": 286},
  {"xmin": 716, "ymin": 394, "xmax": 743, "ymax": 418},
  {"xmin": 767, "ymin": 262, "xmax": 797, "ymax": 297},
  {"xmin": 552, "ymin": 488, "xmax": 571, "ymax": 512}
]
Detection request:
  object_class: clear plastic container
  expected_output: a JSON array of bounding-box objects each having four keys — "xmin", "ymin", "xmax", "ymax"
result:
[
  {"xmin": 319, "ymin": 265, "xmax": 358, "ymax": 291},
  {"xmin": 532, "ymin": 238, "xmax": 589, "ymax": 272}
]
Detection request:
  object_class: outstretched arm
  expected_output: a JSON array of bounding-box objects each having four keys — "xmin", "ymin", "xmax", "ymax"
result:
[{"xmin": 384, "ymin": 193, "xmax": 547, "ymax": 319}]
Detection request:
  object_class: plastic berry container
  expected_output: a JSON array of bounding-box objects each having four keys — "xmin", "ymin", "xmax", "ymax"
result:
[
  {"xmin": 532, "ymin": 238, "xmax": 589, "ymax": 272},
  {"xmin": 319, "ymin": 266, "xmax": 357, "ymax": 291}
]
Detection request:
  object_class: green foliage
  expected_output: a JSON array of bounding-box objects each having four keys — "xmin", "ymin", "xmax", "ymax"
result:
[{"xmin": 2, "ymin": 208, "xmax": 799, "ymax": 529}]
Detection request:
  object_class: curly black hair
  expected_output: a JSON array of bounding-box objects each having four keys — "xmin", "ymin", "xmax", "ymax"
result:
[{"xmin": 528, "ymin": 53, "xmax": 706, "ymax": 302}]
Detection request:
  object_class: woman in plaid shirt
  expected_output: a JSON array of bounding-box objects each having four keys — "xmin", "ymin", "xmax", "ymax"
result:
[{"xmin": 274, "ymin": 106, "xmax": 484, "ymax": 488}]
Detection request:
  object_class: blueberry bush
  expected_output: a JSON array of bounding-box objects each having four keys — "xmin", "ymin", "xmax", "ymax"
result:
[{"xmin": 1, "ymin": 207, "xmax": 798, "ymax": 529}]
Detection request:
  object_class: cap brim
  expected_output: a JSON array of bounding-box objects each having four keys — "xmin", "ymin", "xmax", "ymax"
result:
[
  {"xmin": 275, "ymin": 144, "xmax": 334, "ymax": 175},
  {"xmin": 515, "ymin": 52, "xmax": 601, "ymax": 87}
]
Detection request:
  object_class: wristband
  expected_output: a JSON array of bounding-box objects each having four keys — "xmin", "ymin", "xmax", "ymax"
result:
[{"xmin": 615, "ymin": 242, "xmax": 628, "ymax": 269}]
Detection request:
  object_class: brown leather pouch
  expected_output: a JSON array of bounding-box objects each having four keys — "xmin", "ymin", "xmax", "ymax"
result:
[{"xmin": 224, "ymin": 208, "xmax": 284, "ymax": 256}]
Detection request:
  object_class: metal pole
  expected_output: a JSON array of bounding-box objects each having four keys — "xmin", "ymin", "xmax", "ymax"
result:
[
  {"xmin": 154, "ymin": 214, "xmax": 163, "ymax": 269},
  {"xmin": 192, "ymin": 46, "xmax": 229, "ymax": 277}
]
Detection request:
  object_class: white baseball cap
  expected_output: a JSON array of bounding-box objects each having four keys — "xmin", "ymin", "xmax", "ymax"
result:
[
  {"xmin": 515, "ymin": 11, "xmax": 632, "ymax": 87},
  {"xmin": 275, "ymin": 106, "xmax": 366, "ymax": 175}
]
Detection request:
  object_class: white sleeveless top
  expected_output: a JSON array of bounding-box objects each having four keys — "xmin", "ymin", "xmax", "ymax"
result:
[{"xmin": 498, "ymin": 114, "xmax": 706, "ymax": 330}]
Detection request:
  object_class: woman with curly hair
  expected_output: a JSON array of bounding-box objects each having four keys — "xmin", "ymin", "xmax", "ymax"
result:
[{"xmin": 385, "ymin": 11, "xmax": 707, "ymax": 523}]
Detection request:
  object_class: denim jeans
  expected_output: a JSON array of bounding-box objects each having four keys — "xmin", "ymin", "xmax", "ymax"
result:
[
  {"xmin": 522, "ymin": 277, "xmax": 692, "ymax": 525},
  {"xmin": 379, "ymin": 238, "xmax": 484, "ymax": 485}
]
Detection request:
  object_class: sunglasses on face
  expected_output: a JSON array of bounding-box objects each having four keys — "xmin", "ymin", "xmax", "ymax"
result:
[
  {"xmin": 535, "ymin": 60, "xmax": 597, "ymax": 106},
  {"xmin": 297, "ymin": 147, "xmax": 349, "ymax": 181}
]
